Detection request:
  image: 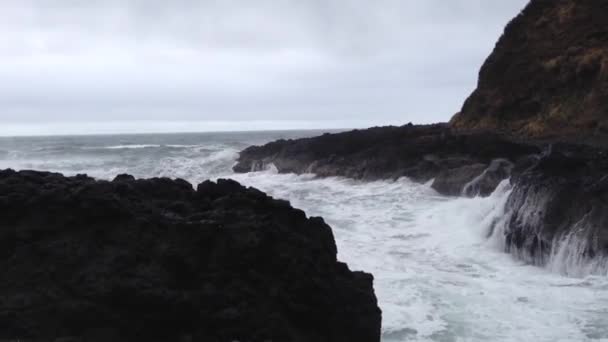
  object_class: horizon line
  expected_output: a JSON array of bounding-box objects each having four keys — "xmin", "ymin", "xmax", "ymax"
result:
[{"xmin": 0, "ymin": 119, "xmax": 415, "ymax": 138}]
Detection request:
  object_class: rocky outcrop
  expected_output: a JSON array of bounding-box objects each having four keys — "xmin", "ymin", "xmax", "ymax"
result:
[
  {"xmin": 0, "ymin": 169, "xmax": 381, "ymax": 342},
  {"xmin": 234, "ymin": 124, "xmax": 539, "ymax": 196},
  {"xmin": 451, "ymin": 0, "xmax": 608, "ymax": 145},
  {"xmin": 494, "ymin": 143, "xmax": 608, "ymax": 273}
]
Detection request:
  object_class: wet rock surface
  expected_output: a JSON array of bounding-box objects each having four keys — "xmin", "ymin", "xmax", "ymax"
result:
[
  {"xmin": 0, "ymin": 169, "xmax": 381, "ymax": 342},
  {"xmin": 499, "ymin": 144, "xmax": 608, "ymax": 266},
  {"xmin": 234, "ymin": 124, "xmax": 539, "ymax": 197}
]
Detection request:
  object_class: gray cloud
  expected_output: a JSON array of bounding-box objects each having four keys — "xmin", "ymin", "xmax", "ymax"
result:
[{"xmin": 0, "ymin": 0, "xmax": 528, "ymax": 132}]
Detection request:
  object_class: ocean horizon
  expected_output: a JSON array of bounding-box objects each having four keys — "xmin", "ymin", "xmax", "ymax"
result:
[{"xmin": 0, "ymin": 119, "xmax": 413, "ymax": 138}]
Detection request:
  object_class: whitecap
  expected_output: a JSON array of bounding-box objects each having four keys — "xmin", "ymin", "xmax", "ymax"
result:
[{"xmin": 103, "ymin": 144, "xmax": 161, "ymax": 149}]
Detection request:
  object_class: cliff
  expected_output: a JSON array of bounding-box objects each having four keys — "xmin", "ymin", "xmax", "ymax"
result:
[
  {"xmin": 451, "ymin": 0, "xmax": 608, "ymax": 145},
  {"xmin": 0, "ymin": 170, "xmax": 381, "ymax": 342}
]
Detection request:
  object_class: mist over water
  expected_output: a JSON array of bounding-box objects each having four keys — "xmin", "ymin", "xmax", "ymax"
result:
[{"xmin": 2, "ymin": 131, "xmax": 608, "ymax": 341}]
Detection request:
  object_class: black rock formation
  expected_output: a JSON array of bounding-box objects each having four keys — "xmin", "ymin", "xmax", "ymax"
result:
[
  {"xmin": 497, "ymin": 143, "xmax": 608, "ymax": 267},
  {"xmin": 0, "ymin": 169, "xmax": 381, "ymax": 342},
  {"xmin": 234, "ymin": 124, "xmax": 539, "ymax": 197}
]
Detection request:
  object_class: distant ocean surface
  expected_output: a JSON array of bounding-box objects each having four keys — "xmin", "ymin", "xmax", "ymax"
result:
[{"xmin": 2, "ymin": 131, "xmax": 608, "ymax": 342}]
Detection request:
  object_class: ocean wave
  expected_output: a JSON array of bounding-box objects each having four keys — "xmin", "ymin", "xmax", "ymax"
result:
[
  {"xmin": 473, "ymin": 180, "xmax": 608, "ymax": 278},
  {"xmin": 165, "ymin": 144, "xmax": 203, "ymax": 148},
  {"xmin": 102, "ymin": 144, "xmax": 162, "ymax": 149},
  {"xmin": 31, "ymin": 146, "xmax": 81, "ymax": 153},
  {"xmin": 87, "ymin": 144, "xmax": 214, "ymax": 151}
]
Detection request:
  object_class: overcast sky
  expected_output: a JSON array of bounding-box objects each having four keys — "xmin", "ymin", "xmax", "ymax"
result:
[{"xmin": 0, "ymin": 0, "xmax": 528, "ymax": 135}]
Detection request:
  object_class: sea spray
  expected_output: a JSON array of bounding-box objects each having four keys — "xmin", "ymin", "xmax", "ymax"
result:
[
  {"xmin": 547, "ymin": 216, "xmax": 608, "ymax": 277},
  {"xmin": 473, "ymin": 179, "xmax": 608, "ymax": 277},
  {"xmin": 461, "ymin": 159, "xmax": 513, "ymax": 197}
]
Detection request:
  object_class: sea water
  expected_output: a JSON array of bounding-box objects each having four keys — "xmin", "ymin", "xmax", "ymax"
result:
[{"xmin": 1, "ymin": 131, "xmax": 607, "ymax": 342}]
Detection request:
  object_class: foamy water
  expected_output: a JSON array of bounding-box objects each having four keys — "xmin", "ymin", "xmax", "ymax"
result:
[{"xmin": 1, "ymin": 131, "xmax": 607, "ymax": 341}]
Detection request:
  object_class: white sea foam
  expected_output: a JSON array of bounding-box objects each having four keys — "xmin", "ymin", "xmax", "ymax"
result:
[
  {"xmin": 548, "ymin": 226, "xmax": 608, "ymax": 277},
  {"xmin": 165, "ymin": 144, "xmax": 203, "ymax": 148},
  {"xmin": 103, "ymin": 144, "xmax": 161, "ymax": 149},
  {"xmin": 476, "ymin": 181, "xmax": 608, "ymax": 278},
  {"xmin": 87, "ymin": 144, "xmax": 200, "ymax": 150}
]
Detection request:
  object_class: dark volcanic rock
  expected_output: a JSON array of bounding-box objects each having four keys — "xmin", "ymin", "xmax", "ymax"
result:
[
  {"xmin": 461, "ymin": 159, "xmax": 515, "ymax": 197},
  {"xmin": 451, "ymin": 0, "xmax": 608, "ymax": 145},
  {"xmin": 496, "ymin": 144, "xmax": 608, "ymax": 266},
  {"xmin": 0, "ymin": 169, "xmax": 381, "ymax": 342},
  {"xmin": 234, "ymin": 124, "xmax": 539, "ymax": 196},
  {"xmin": 431, "ymin": 163, "xmax": 487, "ymax": 197}
]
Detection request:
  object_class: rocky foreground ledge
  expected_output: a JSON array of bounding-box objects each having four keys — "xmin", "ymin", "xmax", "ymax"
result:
[
  {"xmin": 234, "ymin": 125, "xmax": 608, "ymax": 272},
  {"xmin": 0, "ymin": 170, "xmax": 381, "ymax": 342}
]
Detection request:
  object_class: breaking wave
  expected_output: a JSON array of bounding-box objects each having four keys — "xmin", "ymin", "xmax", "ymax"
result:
[
  {"xmin": 98, "ymin": 144, "xmax": 162, "ymax": 149},
  {"xmin": 475, "ymin": 180, "xmax": 608, "ymax": 278}
]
